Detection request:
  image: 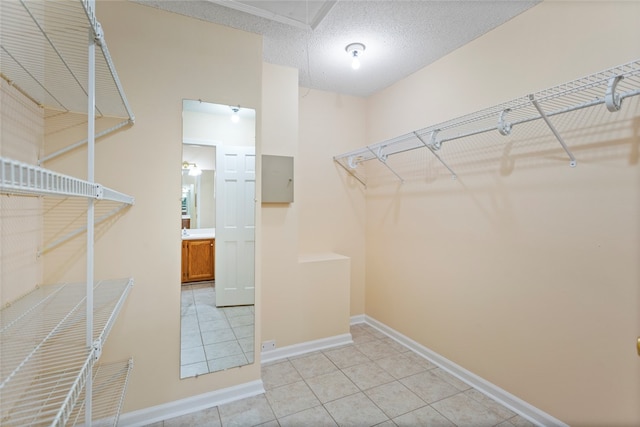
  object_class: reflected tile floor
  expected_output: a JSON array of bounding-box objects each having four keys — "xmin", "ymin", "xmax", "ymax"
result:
[
  {"xmin": 181, "ymin": 282, "xmax": 255, "ymax": 378},
  {"xmin": 158, "ymin": 323, "xmax": 535, "ymax": 427}
]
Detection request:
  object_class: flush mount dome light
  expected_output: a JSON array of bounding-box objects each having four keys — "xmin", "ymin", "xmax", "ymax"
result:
[{"xmin": 345, "ymin": 42, "xmax": 365, "ymax": 70}]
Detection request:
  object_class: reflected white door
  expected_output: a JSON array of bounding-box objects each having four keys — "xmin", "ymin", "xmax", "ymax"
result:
[{"xmin": 215, "ymin": 145, "xmax": 256, "ymax": 307}]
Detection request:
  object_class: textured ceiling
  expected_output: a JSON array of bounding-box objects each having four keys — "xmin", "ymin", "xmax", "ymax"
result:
[{"xmin": 133, "ymin": 0, "xmax": 539, "ymax": 97}]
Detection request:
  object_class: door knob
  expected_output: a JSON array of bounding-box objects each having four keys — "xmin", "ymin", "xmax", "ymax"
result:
[{"xmin": 637, "ymin": 337, "xmax": 640, "ymax": 357}]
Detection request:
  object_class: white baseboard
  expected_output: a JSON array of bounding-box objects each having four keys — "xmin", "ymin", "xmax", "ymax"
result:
[
  {"xmin": 118, "ymin": 380, "xmax": 264, "ymax": 427},
  {"xmin": 360, "ymin": 315, "xmax": 568, "ymax": 427},
  {"xmin": 120, "ymin": 318, "xmax": 566, "ymax": 427},
  {"xmin": 350, "ymin": 314, "xmax": 366, "ymax": 325},
  {"xmin": 260, "ymin": 333, "xmax": 353, "ymax": 364}
]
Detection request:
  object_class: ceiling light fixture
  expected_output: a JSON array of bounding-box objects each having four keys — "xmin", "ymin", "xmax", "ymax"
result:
[
  {"xmin": 230, "ymin": 106, "xmax": 240, "ymax": 123},
  {"xmin": 345, "ymin": 43, "xmax": 365, "ymax": 70}
]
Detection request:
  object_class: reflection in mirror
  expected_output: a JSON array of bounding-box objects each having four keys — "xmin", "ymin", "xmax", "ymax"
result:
[{"xmin": 180, "ymin": 100, "xmax": 256, "ymax": 379}]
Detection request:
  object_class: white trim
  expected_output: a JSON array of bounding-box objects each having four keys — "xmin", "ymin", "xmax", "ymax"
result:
[
  {"xmin": 182, "ymin": 137, "xmax": 222, "ymax": 147},
  {"xmin": 205, "ymin": 1, "xmax": 337, "ymax": 31},
  {"xmin": 260, "ymin": 333, "xmax": 352, "ymax": 364},
  {"xmin": 117, "ymin": 380, "xmax": 264, "ymax": 427},
  {"xmin": 350, "ymin": 314, "xmax": 366, "ymax": 325},
  {"xmin": 119, "ymin": 319, "xmax": 566, "ymax": 427},
  {"xmin": 360, "ymin": 315, "xmax": 569, "ymax": 427}
]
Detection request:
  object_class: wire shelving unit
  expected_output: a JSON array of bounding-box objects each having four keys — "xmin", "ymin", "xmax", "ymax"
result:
[
  {"xmin": 0, "ymin": 280, "xmax": 133, "ymax": 426},
  {"xmin": 334, "ymin": 59, "xmax": 640, "ymax": 186},
  {"xmin": 0, "ymin": 0, "xmax": 135, "ymax": 425}
]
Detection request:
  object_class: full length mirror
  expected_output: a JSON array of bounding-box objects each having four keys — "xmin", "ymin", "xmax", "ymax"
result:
[{"xmin": 180, "ymin": 100, "xmax": 256, "ymax": 379}]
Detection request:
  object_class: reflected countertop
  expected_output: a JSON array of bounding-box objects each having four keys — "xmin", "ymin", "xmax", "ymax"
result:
[{"xmin": 182, "ymin": 228, "xmax": 215, "ymax": 240}]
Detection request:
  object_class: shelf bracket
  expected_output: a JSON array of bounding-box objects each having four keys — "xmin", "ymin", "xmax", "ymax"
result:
[
  {"xmin": 415, "ymin": 131, "xmax": 457, "ymax": 180},
  {"xmin": 605, "ymin": 75, "xmax": 624, "ymax": 112},
  {"xmin": 92, "ymin": 339, "xmax": 103, "ymax": 361},
  {"xmin": 529, "ymin": 94, "xmax": 577, "ymax": 168},
  {"xmin": 37, "ymin": 203, "xmax": 131, "ymax": 256},
  {"xmin": 39, "ymin": 119, "xmax": 133, "ymax": 165},
  {"xmin": 367, "ymin": 146, "xmax": 404, "ymax": 182},
  {"xmin": 334, "ymin": 157, "xmax": 367, "ymax": 187}
]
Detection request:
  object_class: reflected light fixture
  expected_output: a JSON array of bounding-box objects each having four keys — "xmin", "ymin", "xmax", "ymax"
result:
[
  {"xmin": 230, "ymin": 106, "xmax": 240, "ymax": 123},
  {"xmin": 182, "ymin": 161, "xmax": 202, "ymax": 176},
  {"xmin": 345, "ymin": 42, "xmax": 365, "ymax": 70}
]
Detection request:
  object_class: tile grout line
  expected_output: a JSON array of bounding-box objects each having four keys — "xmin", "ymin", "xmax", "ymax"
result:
[
  {"xmin": 180, "ymin": 282, "xmax": 255, "ymax": 376},
  {"xmin": 267, "ymin": 329, "xmax": 430, "ymax": 426}
]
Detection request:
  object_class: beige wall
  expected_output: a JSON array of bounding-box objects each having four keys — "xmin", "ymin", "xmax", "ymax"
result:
[
  {"xmin": 260, "ymin": 67, "xmax": 368, "ymax": 347},
  {"xmin": 41, "ymin": 1, "xmax": 263, "ymax": 412},
  {"xmin": 297, "ymin": 90, "xmax": 367, "ymax": 316},
  {"xmin": 260, "ymin": 62, "xmax": 303, "ymax": 347},
  {"xmin": 364, "ymin": 1, "xmax": 640, "ymax": 425}
]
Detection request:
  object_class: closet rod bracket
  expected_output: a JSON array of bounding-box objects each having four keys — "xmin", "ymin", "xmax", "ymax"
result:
[
  {"xmin": 377, "ymin": 146, "xmax": 389, "ymax": 162},
  {"xmin": 430, "ymin": 129, "xmax": 442, "ymax": 150},
  {"xmin": 529, "ymin": 94, "xmax": 577, "ymax": 168},
  {"xmin": 605, "ymin": 75, "xmax": 624, "ymax": 112},
  {"xmin": 347, "ymin": 155, "xmax": 360, "ymax": 169},
  {"xmin": 498, "ymin": 109, "xmax": 513, "ymax": 136}
]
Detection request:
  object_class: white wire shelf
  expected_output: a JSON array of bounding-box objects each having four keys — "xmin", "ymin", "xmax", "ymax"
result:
[
  {"xmin": 0, "ymin": 156, "xmax": 135, "ymax": 204},
  {"xmin": 0, "ymin": 0, "xmax": 134, "ymax": 121},
  {"xmin": 68, "ymin": 359, "xmax": 134, "ymax": 427},
  {"xmin": 334, "ymin": 59, "xmax": 640, "ymax": 185},
  {"xmin": 0, "ymin": 278, "xmax": 133, "ymax": 427}
]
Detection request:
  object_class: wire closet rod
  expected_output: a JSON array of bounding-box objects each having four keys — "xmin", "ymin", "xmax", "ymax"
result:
[
  {"xmin": 334, "ymin": 58, "xmax": 640, "ymax": 185},
  {"xmin": 421, "ymin": 88, "xmax": 639, "ymax": 149}
]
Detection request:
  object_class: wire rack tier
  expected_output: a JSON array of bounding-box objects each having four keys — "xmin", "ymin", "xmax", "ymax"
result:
[
  {"xmin": 0, "ymin": 0, "xmax": 134, "ymax": 121},
  {"xmin": 0, "ymin": 156, "xmax": 135, "ymax": 204},
  {"xmin": 67, "ymin": 359, "xmax": 134, "ymax": 427},
  {"xmin": 0, "ymin": 279, "xmax": 133, "ymax": 427},
  {"xmin": 334, "ymin": 59, "xmax": 640, "ymax": 186}
]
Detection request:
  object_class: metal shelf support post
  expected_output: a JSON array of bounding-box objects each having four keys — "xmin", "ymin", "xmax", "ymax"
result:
[{"xmin": 86, "ymin": 14, "xmax": 97, "ymax": 424}]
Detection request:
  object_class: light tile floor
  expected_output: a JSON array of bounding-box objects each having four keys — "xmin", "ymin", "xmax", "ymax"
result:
[
  {"xmin": 181, "ymin": 282, "xmax": 255, "ymax": 378},
  {"xmin": 159, "ymin": 323, "xmax": 535, "ymax": 426}
]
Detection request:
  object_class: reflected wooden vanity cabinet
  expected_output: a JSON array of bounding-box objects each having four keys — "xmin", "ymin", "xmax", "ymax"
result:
[{"xmin": 181, "ymin": 238, "xmax": 215, "ymax": 283}]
